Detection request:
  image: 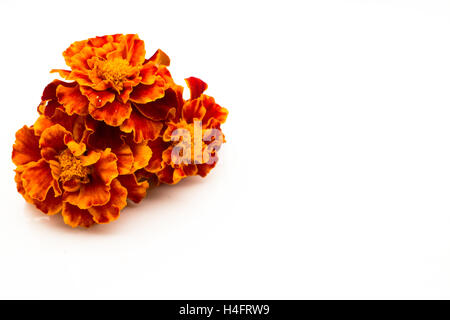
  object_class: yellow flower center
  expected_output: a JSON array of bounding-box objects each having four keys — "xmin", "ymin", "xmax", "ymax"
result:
[
  {"xmin": 57, "ymin": 149, "xmax": 89, "ymax": 183},
  {"xmin": 94, "ymin": 58, "xmax": 136, "ymax": 90}
]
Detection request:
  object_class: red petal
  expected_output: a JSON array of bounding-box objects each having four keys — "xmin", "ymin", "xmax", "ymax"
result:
[{"xmin": 185, "ymin": 77, "xmax": 208, "ymax": 99}]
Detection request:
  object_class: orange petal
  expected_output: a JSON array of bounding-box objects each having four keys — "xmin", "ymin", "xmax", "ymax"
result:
[
  {"xmin": 33, "ymin": 116, "xmax": 54, "ymax": 136},
  {"xmin": 93, "ymin": 148, "xmax": 118, "ymax": 185},
  {"xmin": 112, "ymin": 144, "xmax": 133, "ymax": 175},
  {"xmin": 201, "ymin": 95, "xmax": 229, "ymax": 126},
  {"xmin": 63, "ymin": 39, "xmax": 88, "ymax": 65},
  {"xmin": 39, "ymin": 124, "xmax": 70, "ymax": 151},
  {"xmin": 118, "ymin": 174, "xmax": 149, "ymax": 203},
  {"xmin": 63, "ymin": 177, "xmax": 111, "ymax": 209},
  {"xmin": 139, "ymin": 62, "xmax": 157, "ymax": 85},
  {"xmin": 148, "ymin": 49, "xmax": 170, "ymax": 66},
  {"xmin": 173, "ymin": 168, "xmax": 187, "ymax": 184},
  {"xmin": 182, "ymin": 98, "xmax": 206, "ymax": 123},
  {"xmin": 80, "ymin": 86, "xmax": 115, "ymax": 108},
  {"xmin": 129, "ymin": 77, "xmax": 166, "ymax": 104},
  {"xmin": 125, "ymin": 34, "xmax": 146, "ymax": 66},
  {"xmin": 50, "ymin": 69, "xmax": 71, "ymax": 79},
  {"xmin": 36, "ymin": 108, "xmax": 81, "ymax": 137},
  {"xmin": 32, "ymin": 188, "xmax": 62, "ymax": 215},
  {"xmin": 56, "ymin": 84, "xmax": 89, "ymax": 116},
  {"xmin": 21, "ymin": 159, "xmax": 54, "ymax": 201},
  {"xmin": 118, "ymin": 85, "xmax": 133, "ymax": 103},
  {"xmin": 80, "ymin": 150, "xmax": 101, "ymax": 166},
  {"xmin": 39, "ymin": 124, "xmax": 70, "ymax": 161},
  {"xmin": 62, "ymin": 202, "xmax": 94, "ymax": 228},
  {"xmin": 15, "ymin": 167, "xmax": 31, "ymax": 202},
  {"xmin": 120, "ymin": 110, "xmax": 163, "ymax": 143},
  {"xmin": 185, "ymin": 77, "xmax": 207, "ymax": 99},
  {"xmin": 130, "ymin": 142, "xmax": 152, "ymax": 171},
  {"xmin": 89, "ymin": 100, "xmax": 132, "ymax": 126},
  {"xmin": 63, "ymin": 133, "xmax": 86, "ymax": 157},
  {"xmin": 12, "ymin": 126, "xmax": 41, "ymax": 166},
  {"xmin": 66, "ymin": 140, "xmax": 86, "ymax": 157},
  {"xmin": 88, "ymin": 179, "xmax": 127, "ymax": 224}
]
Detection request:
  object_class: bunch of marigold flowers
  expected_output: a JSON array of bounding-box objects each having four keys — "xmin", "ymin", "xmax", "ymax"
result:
[{"xmin": 12, "ymin": 34, "xmax": 228, "ymax": 228}]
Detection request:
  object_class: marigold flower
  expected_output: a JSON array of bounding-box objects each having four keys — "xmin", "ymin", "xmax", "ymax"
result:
[
  {"xmin": 51, "ymin": 34, "xmax": 178, "ymax": 141},
  {"xmin": 12, "ymin": 124, "xmax": 136, "ymax": 227},
  {"xmin": 145, "ymin": 77, "xmax": 228, "ymax": 184}
]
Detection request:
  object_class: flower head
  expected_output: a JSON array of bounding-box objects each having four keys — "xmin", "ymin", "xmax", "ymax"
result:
[
  {"xmin": 145, "ymin": 77, "xmax": 228, "ymax": 184},
  {"xmin": 51, "ymin": 34, "xmax": 177, "ymax": 138},
  {"xmin": 12, "ymin": 124, "xmax": 134, "ymax": 227}
]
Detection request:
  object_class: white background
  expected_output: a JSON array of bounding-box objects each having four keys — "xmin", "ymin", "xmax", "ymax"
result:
[{"xmin": 0, "ymin": 0, "xmax": 450, "ymax": 299}]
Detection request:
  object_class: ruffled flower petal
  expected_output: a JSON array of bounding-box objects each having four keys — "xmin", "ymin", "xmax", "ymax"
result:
[
  {"xmin": 63, "ymin": 177, "xmax": 111, "ymax": 209},
  {"xmin": 92, "ymin": 148, "xmax": 118, "ymax": 185},
  {"xmin": 80, "ymin": 150, "xmax": 101, "ymax": 166},
  {"xmin": 89, "ymin": 100, "xmax": 132, "ymax": 126},
  {"xmin": 62, "ymin": 202, "xmax": 95, "ymax": 228},
  {"xmin": 56, "ymin": 83, "xmax": 89, "ymax": 116},
  {"xmin": 112, "ymin": 143, "xmax": 133, "ymax": 175},
  {"xmin": 129, "ymin": 77, "xmax": 166, "ymax": 104},
  {"xmin": 12, "ymin": 126, "xmax": 41, "ymax": 166},
  {"xmin": 148, "ymin": 49, "xmax": 170, "ymax": 66},
  {"xmin": 120, "ymin": 109, "xmax": 163, "ymax": 143},
  {"xmin": 88, "ymin": 179, "xmax": 127, "ymax": 224},
  {"xmin": 21, "ymin": 159, "xmax": 54, "ymax": 201},
  {"xmin": 117, "ymin": 174, "xmax": 149, "ymax": 203},
  {"xmin": 80, "ymin": 86, "xmax": 115, "ymax": 108},
  {"xmin": 31, "ymin": 188, "xmax": 62, "ymax": 215},
  {"xmin": 185, "ymin": 77, "xmax": 207, "ymax": 100},
  {"xmin": 130, "ymin": 142, "xmax": 152, "ymax": 171},
  {"xmin": 39, "ymin": 124, "xmax": 70, "ymax": 161}
]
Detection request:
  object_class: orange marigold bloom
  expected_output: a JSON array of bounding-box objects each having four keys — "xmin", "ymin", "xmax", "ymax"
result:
[
  {"xmin": 12, "ymin": 124, "xmax": 137, "ymax": 227},
  {"xmin": 51, "ymin": 34, "xmax": 178, "ymax": 141},
  {"xmin": 145, "ymin": 77, "xmax": 228, "ymax": 184}
]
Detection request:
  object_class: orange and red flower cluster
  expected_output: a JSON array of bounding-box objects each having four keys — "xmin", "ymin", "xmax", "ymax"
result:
[{"xmin": 12, "ymin": 34, "xmax": 228, "ymax": 228}]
